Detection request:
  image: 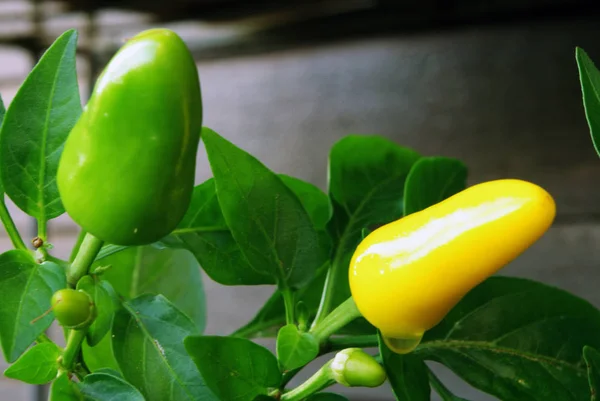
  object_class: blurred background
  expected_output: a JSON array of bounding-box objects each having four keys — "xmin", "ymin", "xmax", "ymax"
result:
[{"xmin": 2, "ymin": 0, "xmax": 600, "ymax": 400}]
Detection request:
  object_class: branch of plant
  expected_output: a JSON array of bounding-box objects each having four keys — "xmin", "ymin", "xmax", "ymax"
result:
[
  {"xmin": 280, "ymin": 361, "xmax": 335, "ymax": 401},
  {"xmin": 69, "ymin": 229, "xmax": 87, "ymax": 262},
  {"xmin": 66, "ymin": 232, "xmax": 104, "ymax": 287},
  {"xmin": 311, "ymin": 255, "xmax": 343, "ymax": 328},
  {"xmin": 37, "ymin": 217, "xmax": 47, "ymax": 243},
  {"xmin": 280, "ymin": 286, "xmax": 296, "ymax": 325},
  {"xmin": 309, "ymin": 297, "xmax": 362, "ymax": 345},
  {"xmin": 0, "ymin": 198, "xmax": 26, "ymax": 250},
  {"xmin": 324, "ymin": 334, "xmax": 379, "ymax": 353},
  {"xmin": 60, "ymin": 329, "xmax": 87, "ymax": 371}
]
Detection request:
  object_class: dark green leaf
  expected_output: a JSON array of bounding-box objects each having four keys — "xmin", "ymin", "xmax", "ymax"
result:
[
  {"xmin": 584, "ymin": 346, "xmax": 600, "ymax": 401},
  {"xmin": 112, "ymin": 295, "xmax": 216, "ymax": 401},
  {"xmin": 0, "ymin": 250, "xmax": 65, "ymax": 362},
  {"xmin": 202, "ymin": 128, "xmax": 321, "ymax": 289},
  {"xmin": 185, "ymin": 335, "xmax": 281, "ymax": 401},
  {"xmin": 77, "ymin": 275, "xmax": 119, "ymax": 346},
  {"xmin": 576, "ymin": 47, "xmax": 600, "ymax": 157},
  {"xmin": 50, "ymin": 373, "xmax": 83, "ymax": 401},
  {"xmin": 79, "ymin": 372, "xmax": 145, "ymax": 401},
  {"xmin": 233, "ymin": 267, "xmax": 327, "ymax": 338},
  {"xmin": 307, "ymin": 394, "xmax": 349, "ymax": 401},
  {"xmin": 172, "ymin": 178, "xmax": 272, "ymax": 286},
  {"xmin": 0, "ymin": 29, "xmax": 81, "ymax": 221},
  {"xmin": 378, "ymin": 332, "xmax": 430, "ymax": 400},
  {"xmin": 4, "ymin": 342, "xmax": 60, "ymax": 384},
  {"xmin": 276, "ymin": 324, "xmax": 319, "ymax": 370},
  {"xmin": 325, "ymin": 135, "xmax": 420, "ymax": 328},
  {"xmin": 96, "ymin": 245, "xmax": 206, "ymax": 331},
  {"xmin": 82, "ymin": 332, "xmax": 121, "ymax": 374},
  {"xmin": 403, "ymin": 157, "xmax": 467, "ymax": 216},
  {"xmin": 418, "ymin": 277, "xmax": 600, "ymax": 401},
  {"xmin": 278, "ymin": 175, "xmax": 330, "ymax": 229}
]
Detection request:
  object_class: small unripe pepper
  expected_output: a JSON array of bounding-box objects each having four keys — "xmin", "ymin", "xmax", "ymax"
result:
[
  {"xmin": 330, "ymin": 348, "xmax": 386, "ymax": 388},
  {"xmin": 51, "ymin": 289, "xmax": 95, "ymax": 329},
  {"xmin": 57, "ymin": 28, "xmax": 202, "ymax": 246},
  {"xmin": 349, "ymin": 179, "xmax": 556, "ymax": 354}
]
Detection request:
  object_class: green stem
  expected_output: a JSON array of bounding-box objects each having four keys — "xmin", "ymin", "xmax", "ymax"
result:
[
  {"xmin": 280, "ymin": 361, "xmax": 335, "ymax": 401},
  {"xmin": 61, "ymin": 329, "xmax": 86, "ymax": 371},
  {"xmin": 311, "ymin": 258, "xmax": 342, "ymax": 328},
  {"xmin": 310, "ymin": 297, "xmax": 362, "ymax": 344},
  {"xmin": 46, "ymin": 255, "xmax": 69, "ymax": 269},
  {"xmin": 325, "ymin": 334, "xmax": 379, "ymax": 352},
  {"xmin": 37, "ymin": 218, "xmax": 47, "ymax": 242},
  {"xmin": 69, "ymin": 230, "xmax": 87, "ymax": 262},
  {"xmin": 0, "ymin": 199, "xmax": 26, "ymax": 250},
  {"xmin": 281, "ymin": 287, "xmax": 295, "ymax": 325},
  {"xmin": 66, "ymin": 233, "xmax": 103, "ymax": 287},
  {"xmin": 428, "ymin": 368, "xmax": 466, "ymax": 401}
]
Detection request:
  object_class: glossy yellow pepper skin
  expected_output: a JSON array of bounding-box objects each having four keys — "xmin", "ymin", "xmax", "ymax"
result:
[{"xmin": 349, "ymin": 179, "xmax": 556, "ymax": 354}]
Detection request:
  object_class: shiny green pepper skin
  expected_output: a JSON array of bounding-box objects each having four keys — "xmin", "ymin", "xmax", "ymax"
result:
[
  {"xmin": 57, "ymin": 29, "xmax": 202, "ymax": 245},
  {"xmin": 51, "ymin": 289, "xmax": 95, "ymax": 329}
]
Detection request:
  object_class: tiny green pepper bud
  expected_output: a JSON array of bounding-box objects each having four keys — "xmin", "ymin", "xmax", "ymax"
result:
[
  {"xmin": 330, "ymin": 348, "xmax": 386, "ymax": 388},
  {"xmin": 51, "ymin": 289, "xmax": 96, "ymax": 329}
]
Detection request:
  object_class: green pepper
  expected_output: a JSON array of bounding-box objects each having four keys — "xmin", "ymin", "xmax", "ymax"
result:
[
  {"xmin": 57, "ymin": 28, "xmax": 202, "ymax": 245},
  {"xmin": 51, "ymin": 289, "xmax": 95, "ymax": 329}
]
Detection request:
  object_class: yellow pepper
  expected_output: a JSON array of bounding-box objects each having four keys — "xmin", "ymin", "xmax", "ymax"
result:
[{"xmin": 348, "ymin": 179, "xmax": 556, "ymax": 354}]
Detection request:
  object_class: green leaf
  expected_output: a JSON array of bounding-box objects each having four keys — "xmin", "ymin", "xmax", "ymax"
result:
[
  {"xmin": 584, "ymin": 346, "xmax": 600, "ymax": 401},
  {"xmin": 96, "ymin": 245, "xmax": 206, "ymax": 331},
  {"xmin": 378, "ymin": 332, "xmax": 430, "ymax": 400},
  {"xmin": 172, "ymin": 178, "xmax": 272, "ymax": 286},
  {"xmin": 0, "ymin": 250, "xmax": 65, "ymax": 362},
  {"xmin": 234, "ymin": 267, "xmax": 327, "ymax": 338},
  {"xmin": 403, "ymin": 157, "xmax": 467, "ymax": 216},
  {"xmin": 278, "ymin": 175, "xmax": 330, "ymax": 229},
  {"xmin": 185, "ymin": 335, "xmax": 281, "ymax": 401},
  {"xmin": 276, "ymin": 324, "xmax": 319, "ymax": 370},
  {"xmin": 82, "ymin": 332, "xmax": 121, "ymax": 374},
  {"xmin": 50, "ymin": 373, "xmax": 83, "ymax": 401},
  {"xmin": 0, "ymin": 29, "xmax": 81, "ymax": 221},
  {"xmin": 202, "ymin": 128, "xmax": 321, "ymax": 289},
  {"xmin": 307, "ymin": 394, "xmax": 349, "ymax": 401},
  {"xmin": 79, "ymin": 372, "xmax": 146, "ymax": 401},
  {"xmin": 325, "ymin": 135, "xmax": 420, "ymax": 325},
  {"xmin": 418, "ymin": 277, "xmax": 600, "ymax": 401},
  {"xmin": 77, "ymin": 275, "xmax": 119, "ymax": 346},
  {"xmin": 576, "ymin": 47, "xmax": 600, "ymax": 157},
  {"xmin": 4, "ymin": 342, "xmax": 60, "ymax": 384},
  {"xmin": 112, "ymin": 294, "xmax": 216, "ymax": 401}
]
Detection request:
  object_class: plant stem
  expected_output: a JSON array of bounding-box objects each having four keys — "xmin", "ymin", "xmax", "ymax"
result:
[
  {"xmin": 280, "ymin": 361, "xmax": 335, "ymax": 401},
  {"xmin": 325, "ymin": 334, "xmax": 379, "ymax": 352},
  {"xmin": 310, "ymin": 297, "xmax": 362, "ymax": 344},
  {"xmin": 61, "ymin": 329, "xmax": 86, "ymax": 371},
  {"xmin": 66, "ymin": 233, "xmax": 103, "ymax": 287},
  {"xmin": 0, "ymin": 199, "xmax": 26, "ymax": 250},
  {"xmin": 37, "ymin": 218, "xmax": 47, "ymax": 242},
  {"xmin": 281, "ymin": 287, "xmax": 295, "ymax": 325},
  {"xmin": 311, "ymin": 258, "xmax": 341, "ymax": 328},
  {"xmin": 46, "ymin": 255, "xmax": 69, "ymax": 269},
  {"xmin": 69, "ymin": 229, "xmax": 87, "ymax": 262}
]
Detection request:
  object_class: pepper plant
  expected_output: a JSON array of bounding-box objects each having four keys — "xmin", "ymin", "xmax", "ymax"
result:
[{"xmin": 1, "ymin": 27, "xmax": 600, "ymax": 401}]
